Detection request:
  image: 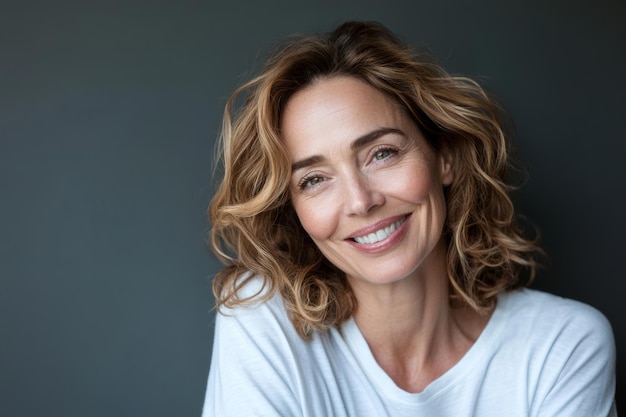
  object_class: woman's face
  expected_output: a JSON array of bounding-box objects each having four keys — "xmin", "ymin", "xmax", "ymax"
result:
[{"xmin": 281, "ymin": 76, "xmax": 453, "ymax": 288}]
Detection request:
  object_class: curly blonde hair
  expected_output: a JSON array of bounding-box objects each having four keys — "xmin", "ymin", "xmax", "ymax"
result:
[{"xmin": 209, "ymin": 21, "xmax": 541, "ymax": 339}]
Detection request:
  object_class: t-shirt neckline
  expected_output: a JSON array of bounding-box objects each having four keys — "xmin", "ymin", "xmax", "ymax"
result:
[{"xmin": 341, "ymin": 292, "xmax": 512, "ymax": 405}]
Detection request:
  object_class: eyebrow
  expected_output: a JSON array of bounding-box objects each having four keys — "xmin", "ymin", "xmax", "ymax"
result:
[{"xmin": 290, "ymin": 127, "xmax": 406, "ymax": 172}]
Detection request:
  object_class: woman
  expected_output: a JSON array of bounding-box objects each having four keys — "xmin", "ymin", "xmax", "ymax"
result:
[{"xmin": 203, "ymin": 21, "xmax": 616, "ymax": 416}]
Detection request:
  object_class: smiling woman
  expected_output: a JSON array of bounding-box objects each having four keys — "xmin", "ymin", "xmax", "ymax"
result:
[
  {"xmin": 202, "ymin": 21, "xmax": 616, "ymax": 416},
  {"xmin": 283, "ymin": 76, "xmax": 452, "ymax": 297}
]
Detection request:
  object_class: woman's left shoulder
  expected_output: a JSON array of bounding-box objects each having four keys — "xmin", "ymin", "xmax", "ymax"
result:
[
  {"xmin": 494, "ymin": 290, "xmax": 617, "ymax": 416},
  {"xmin": 499, "ymin": 288, "xmax": 615, "ymax": 348}
]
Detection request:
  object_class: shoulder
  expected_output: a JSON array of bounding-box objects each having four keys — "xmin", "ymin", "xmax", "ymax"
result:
[
  {"xmin": 493, "ymin": 288, "xmax": 616, "ymax": 378},
  {"xmin": 205, "ymin": 275, "xmax": 308, "ymax": 416},
  {"xmin": 493, "ymin": 289, "xmax": 616, "ymax": 415},
  {"xmin": 215, "ymin": 274, "xmax": 298, "ymax": 340},
  {"xmin": 499, "ymin": 288, "xmax": 614, "ymax": 342},
  {"xmin": 497, "ymin": 288, "xmax": 616, "ymax": 362},
  {"xmin": 496, "ymin": 289, "xmax": 616, "ymax": 388}
]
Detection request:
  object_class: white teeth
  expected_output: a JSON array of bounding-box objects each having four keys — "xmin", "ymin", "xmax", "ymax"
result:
[{"xmin": 353, "ymin": 217, "xmax": 406, "ymax": 244}]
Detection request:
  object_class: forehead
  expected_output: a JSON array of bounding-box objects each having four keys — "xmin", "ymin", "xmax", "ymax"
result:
[{"xmin": 280, "ymin": 76, "xmax": 410, "ymax": 157}]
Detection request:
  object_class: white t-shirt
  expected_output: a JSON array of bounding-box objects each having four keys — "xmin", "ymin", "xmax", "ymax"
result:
[{"xmin": 202, "ymin": 278, "xmax": 617, "ymax": 416}]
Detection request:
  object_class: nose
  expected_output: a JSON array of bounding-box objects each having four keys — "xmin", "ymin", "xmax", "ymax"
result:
[{"xmin": 343, "ymin": 173, "xmax": 384, "ymax": 216}]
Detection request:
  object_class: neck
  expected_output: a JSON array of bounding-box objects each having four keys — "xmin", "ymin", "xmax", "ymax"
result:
[{"xmin": 348, "ymin": 239, "xmax": 490, "ymax": 392}]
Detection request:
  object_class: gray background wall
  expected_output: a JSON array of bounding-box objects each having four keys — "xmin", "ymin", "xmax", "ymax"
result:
[{"xmin": 1, "ymin": 1, "xmax": 624, "ymax": 415}]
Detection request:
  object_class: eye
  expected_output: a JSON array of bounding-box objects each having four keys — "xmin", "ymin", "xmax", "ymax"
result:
[
  {"xmin": 298, "ymin": 175, "xmax": 326, "ymax": 189},
  {"xmin": 372, "ymin": 146, "xmax": 398, "ymax": 162}
]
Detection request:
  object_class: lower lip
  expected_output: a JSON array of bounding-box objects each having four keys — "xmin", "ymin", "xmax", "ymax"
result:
[{"xmin": 346, "ymin": 215, "xmax": 410, "ymax": 254}]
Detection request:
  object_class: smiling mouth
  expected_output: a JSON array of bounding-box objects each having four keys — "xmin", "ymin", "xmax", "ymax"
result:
[{"xmin": 351, "ymin": 216, "xmax": 407, "ymax": 244}]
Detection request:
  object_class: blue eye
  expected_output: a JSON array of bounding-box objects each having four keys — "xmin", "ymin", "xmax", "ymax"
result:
[{"xmin": 299, "ymin": 175, "xmax": 325, "ymax": 189}]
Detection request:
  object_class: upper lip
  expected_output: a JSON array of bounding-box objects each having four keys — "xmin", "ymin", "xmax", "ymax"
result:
[{"xmin": 347, "ymin": 214, "xmax": 409, "ymax": 239}]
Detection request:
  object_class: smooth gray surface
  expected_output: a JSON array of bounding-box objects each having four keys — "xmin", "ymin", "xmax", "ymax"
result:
[{"xmin": 1, "ymin": 1, "xmax": 624, "ymax": 415}]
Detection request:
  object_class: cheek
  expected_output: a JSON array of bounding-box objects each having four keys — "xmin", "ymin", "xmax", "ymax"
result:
[
  {"xmin": 292, "ymin": 198, "xmax": 338, "ymax": 241},
  {"xmin": 380, "ymin": 167, "xmax": 433, "ymax": 203}
]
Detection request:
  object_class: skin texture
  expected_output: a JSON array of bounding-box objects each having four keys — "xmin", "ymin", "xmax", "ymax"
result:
[{"xmin": 282, "ymin": 76, "xmax": 490, "ymax": 392}]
